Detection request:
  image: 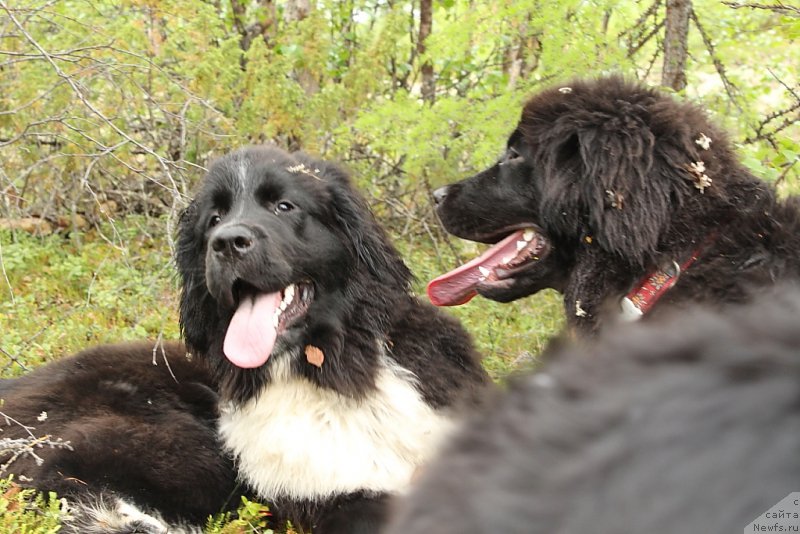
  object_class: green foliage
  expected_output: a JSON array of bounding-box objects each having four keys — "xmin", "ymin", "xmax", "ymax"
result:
[
  {"xmin": 0, "ymin": 220, "xmax": 179, "ymax": 376},
  {"xmin": 0, "ymin": 1, "xmax": 797, "ymax": 531},
  {"xmin": 0, "ymin": 477, "xmax": 63, "ymax": 534},
  {"xmin": 0, "ymin": 0, "xmax": 796, "ymax": 226},
  {"xmin": 205, "ymin": 496, "xmax": 275, "ymax": 534}
]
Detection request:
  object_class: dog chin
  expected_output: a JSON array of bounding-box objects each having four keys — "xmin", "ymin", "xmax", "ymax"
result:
[
  {"xmin": 476, "ymin": 276, "xmax": 548, "ymax": 303},
  {"xmin": 477, "ymin": 252, "xmax": 569, "ymax": 302}
]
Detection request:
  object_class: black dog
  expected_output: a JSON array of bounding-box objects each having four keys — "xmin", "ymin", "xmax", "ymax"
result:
[
  {"xmin": 428, "ymin": 76, "xmax": 800, "ymax": 333},
  {"xmin": 0, "ymin": 341, "xmax": 240, "ymax": 533},
  {"xmin": 175, "ymin": 146, "xmax": 490, "ymax": 533},
  {"xmin": 386, "ymin": 290, "xmax": 800, "ymax": 534}
]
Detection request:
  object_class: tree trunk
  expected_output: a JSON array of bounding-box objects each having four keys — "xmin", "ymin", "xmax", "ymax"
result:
[
  {"xmin": 283, "ymin": 0, "xmax": 316, "ymax": 97},
  {"xmin": 418, "ymin": 0, "xmax": 435, "ymax": 103},
  {"xmin": 230, "ymin": 0, "xmax": 276, "ymax": 55},
  {"xmin": 662, "ymin": 0, "xmax": 691, "ymax": 91},
  {"xmin": 506, "ymin": 15, "xmax": 542, "ymax": 89}
]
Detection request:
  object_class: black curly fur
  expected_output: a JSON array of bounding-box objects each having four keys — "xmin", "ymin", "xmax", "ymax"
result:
[
  {"xmin": 433, "ymin": 76, "xmax": 800, "ymax": 333},
  {"xmin": 387, "ymin": 289, "xmax": 800, "ymax": 534}
]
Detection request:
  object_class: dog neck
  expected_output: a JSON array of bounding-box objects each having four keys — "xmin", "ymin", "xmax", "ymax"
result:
[{"xmin": 620, "ymin": 236, "xmax": 715, "ymax": 320}]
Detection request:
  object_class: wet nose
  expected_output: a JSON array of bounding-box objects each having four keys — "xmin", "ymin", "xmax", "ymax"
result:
[
  {"xmin": 210, "ymin": 225, "xmax": 255, "ymax": 258},
  {"xmin": 433, "ymin": 186, "xmax": 450, "ymax": 206}
]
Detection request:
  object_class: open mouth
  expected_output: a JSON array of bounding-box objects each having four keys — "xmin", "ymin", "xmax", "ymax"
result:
[
  {"xmin": 223, "ymin": 281, "xmax": 314, "ymax": 369},
  {"xmin": 427, "ymin": 227, "xmax": 549, "ymax": 306}
]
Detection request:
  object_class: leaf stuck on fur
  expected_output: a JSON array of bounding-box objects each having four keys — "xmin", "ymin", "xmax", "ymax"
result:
[
  {"xmin": 686, "ymin": 161, "xmax": 712, "ymax": 193},
  {"xmin": 305, "ymin": 345, "xmax": 325, "ymax": 367},
  {"xmin": 605, "ymin": 189, "xmax": 624, "ymax": 210},
  {"xmin": 695, "ymin": 133, "xmax": 712, "ymax": 150}
]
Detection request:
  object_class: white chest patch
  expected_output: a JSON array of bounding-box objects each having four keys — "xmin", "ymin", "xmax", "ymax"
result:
[{"xmin": 219, "ymin": 357, "xmax": 458, "ymax": 501}]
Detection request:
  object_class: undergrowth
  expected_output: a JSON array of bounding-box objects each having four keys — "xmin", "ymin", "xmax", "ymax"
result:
[
  {"xmin": 0, "ymin": 217, "xmax": 563, "ymax": 531},
  {"xmin": 0, "ymin": 477, "xmax": 62, "ymax": 533}
]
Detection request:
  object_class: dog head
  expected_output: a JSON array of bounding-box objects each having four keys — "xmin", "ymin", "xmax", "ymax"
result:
[
  {"xmin": 177, "ymin": 146, "xmax": 411, "ymax": 402},
  {"xmin": 429, "ymin": 76, "xmax": 732, "ymax": 308}
]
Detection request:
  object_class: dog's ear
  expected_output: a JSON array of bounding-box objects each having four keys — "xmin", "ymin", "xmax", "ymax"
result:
[
  {"xmin": 325, "ymin": 171, "xmax": 413, "ymax": 291},
  {"xmin": 542, "ymin": 118, "xmax": 671, "ymax": 266},
  {"xmin": 581, "ymin": 122, "xmax": 674, "ymax": 265},
  {"xmin": 175, "ymin": 200, "xmax": 225, "ymax": 353}
]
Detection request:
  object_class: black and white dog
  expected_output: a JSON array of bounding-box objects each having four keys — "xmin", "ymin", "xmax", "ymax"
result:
[{"xmin": 175, "ymin": 146, "xmax": 490, "ymax": 532}]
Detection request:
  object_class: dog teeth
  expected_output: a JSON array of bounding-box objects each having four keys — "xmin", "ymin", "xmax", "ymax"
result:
[
  {"xmin": 516, "ymin": 240, "xmax": 527, "ymax": 251},
  {"xmin": 502, "ymin": 254, "xmax": 515, "ymax": 265},
  {"xmin": 284, "ymin": 284, "xmax": 295, "ymax": 304},
  {"xmin": 523, "ymin": 229, "xmax": 535, "ymax": 241},
  {"xmin": 478, "ymin": 266, "xmax": 492, "ymax": 278}
]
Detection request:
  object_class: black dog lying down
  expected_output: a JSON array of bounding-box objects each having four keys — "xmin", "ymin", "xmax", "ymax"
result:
[
  {"xmin": 2, "ymin": 146, "xmax": 490, "ymax": 533},
  {"xmin": 175, "ymin": 146, "xmax": 490, "ymax": 532},
  {"xmin": 0, "ymin": 341, "xmax": 240, "ymax": 533},
  {"xmin": 386, "ymin": 290, "xmax": 800, "ymax": 534},
  {"xmin": 428, "ymin": 76, "xmax": 800, "ymax": 334}
]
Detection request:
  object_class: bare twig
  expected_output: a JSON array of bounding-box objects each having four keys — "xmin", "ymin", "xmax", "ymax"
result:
[
  {"xmin": 722, "ymin": 1, "xmax": 800, "ymax": 16},
  {"xmin": 0, "ymin": 346, "xmax": 27, "ymax": 373},
  {"xmin": 0, "ymin": 1, "xmax": 212, "ymax": 229},
  {"xmin": 151, "ymin": 334, "xmax": 179, "ymax": 384},
  {"xmin": 0, "ymin": 411, "xmax": 73, "ymax": 476},
  {"xmin": 690, "ymin": 9, "xmax": 741, "ymax": 110},
  {"xmin": 619, "ymin": 0, "xmax": 663, "ymax": 56},
  {"xmin": 627, "ymin": 19, "xmax": 665, "ymax": 58},
  {"xmin": 0, "ymin": 240, "xmax": 15, "ymax": 305},
  {"xmin": 768, "ymin": 67, "xmax": 800, "ymax": 102},
  {"xmin": 775, "ymin": 160, "xmax": 797, "ymax": 187},
  {"xmin": 743, "ymin": 101, "xmax": 800, "ymax": 145}
]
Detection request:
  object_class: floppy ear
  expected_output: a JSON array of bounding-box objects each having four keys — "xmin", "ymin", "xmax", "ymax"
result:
[
  {"xmin": 175, "ymin": 200, "xmax": 225, "ymax": 354},
  {"xmin": 579, "ymin": 121, "xmax": 670, "ymax": 265},
  {"xmin": 540, "ymin": 115, "xmax": 673, "ymax": 267},
  {"xmin": 329, "ymin": 182, "xmax": 413, "ymax": 291}
]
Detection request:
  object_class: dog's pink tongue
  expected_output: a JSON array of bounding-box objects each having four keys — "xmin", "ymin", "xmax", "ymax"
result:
[
  {"xmin": 427, "ymin": 230, "xmax": 529, "ymax": 306},
  {"xmin": 223, "ymin": 292, "xmax": 280, "ymax": 368}
]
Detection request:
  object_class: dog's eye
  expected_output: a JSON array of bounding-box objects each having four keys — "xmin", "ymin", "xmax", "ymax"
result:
[
  {"xmin": 208, "ymin": 214, "xmax": 221, "ymax": 228},
  {"xmin": 503, "ymin": 146, "xmax": 524, "ymax": 164},
  {"xmin": 500, "ymin": 146, "xmax": 523, "ymax": 165},
  {"xmin": 275, "ymin": 201, "xmax": 295, "ymax": 214}
]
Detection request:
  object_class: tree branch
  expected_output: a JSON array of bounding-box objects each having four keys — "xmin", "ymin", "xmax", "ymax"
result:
[
  {"xmin": 722, "ymin": 1, "xmax": 800, "ymax": 17},
  {"xmin": 690, "ymin": 9, "xmax": 741, "ymax": 110}
]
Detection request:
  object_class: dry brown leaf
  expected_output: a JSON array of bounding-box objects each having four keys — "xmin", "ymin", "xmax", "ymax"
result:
[
  {"xmin": 3, "ymin": 482, "xmax": 22, "ymax": 512},
  {"xmin": 305, "ymin": 345, "xmax": 324, "ymax": 367}
]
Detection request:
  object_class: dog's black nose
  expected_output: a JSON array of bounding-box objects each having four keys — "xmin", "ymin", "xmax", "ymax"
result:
[
  {"xmin": 433, "ymin": 186, "xmax": 449, "ymax": 206},
  {"xmin": 210, "ymin": 225, "xmax": 255, "ymax": 257}
]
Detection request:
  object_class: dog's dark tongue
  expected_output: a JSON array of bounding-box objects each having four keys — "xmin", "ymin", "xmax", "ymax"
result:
[
  {"xmin": 223, "ymin": 292, "xmax": 280, "ymax": 368},
  {"xmin": 427, "ymin": 229, "xmax": 531, "ymax": 306}
]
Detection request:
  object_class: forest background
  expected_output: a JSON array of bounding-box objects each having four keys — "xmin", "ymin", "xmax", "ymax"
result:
[{"xmin": 0, "ymin": 0, "xmax": 798, "ymax": 531}]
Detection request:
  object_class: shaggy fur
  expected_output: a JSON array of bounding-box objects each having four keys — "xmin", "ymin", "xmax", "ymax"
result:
[
  {"xmin": 386, "ymin": 290, "xmax": 800, "ymax": 534},
  {"xmin": 0, "ymin": 341, "xmax": 241, "ymax": 533},
  {"xmin": 429, "ymin": 76, "xmax": 800, "ymax": 333},
  {"xmin": 175, "ymin": 146, "xmax": 489, "ymax": 533}
]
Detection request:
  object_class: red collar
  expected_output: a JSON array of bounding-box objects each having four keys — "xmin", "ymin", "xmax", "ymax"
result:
[{"xmin": 620, "ymin": 239, "xmax": 713, "ymax": 320}]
